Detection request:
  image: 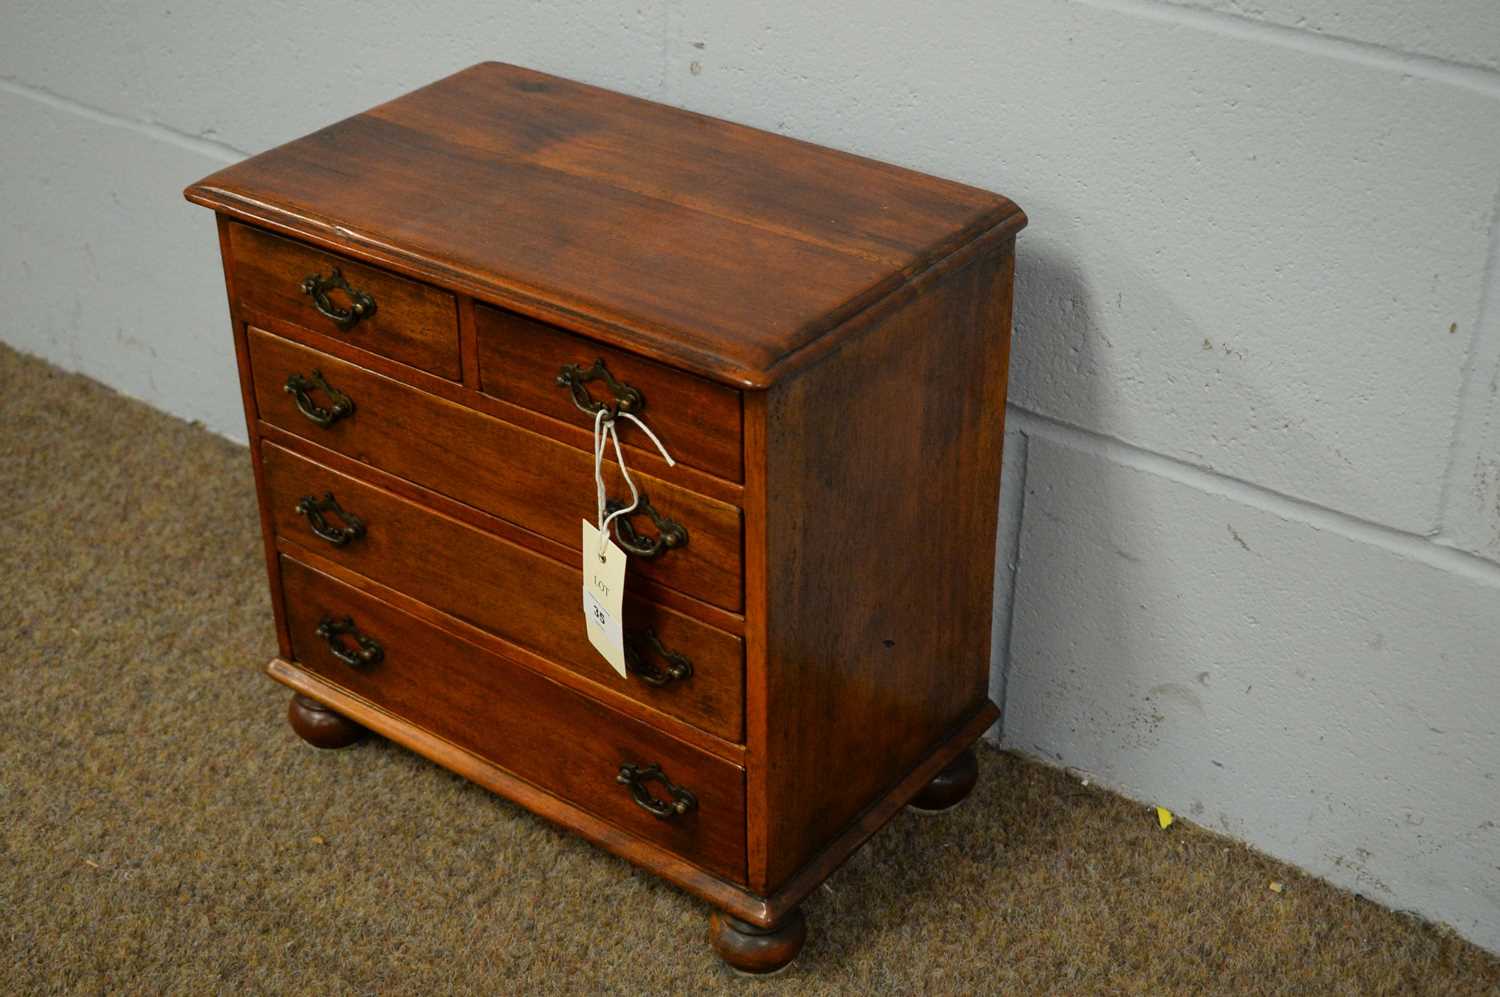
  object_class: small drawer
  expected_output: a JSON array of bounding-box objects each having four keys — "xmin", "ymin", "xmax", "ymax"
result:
[
  {"xmin": 476, "ymin": 304, "xmax": 742, "ymax": 482},
  {"xmin": 262, "ymin": 442, "xmax": 745, "ymax": 742},
  {"xmin": 249, "ymin": 328, "xmax": 744, "ymax": 612},
  {"xmin": 228, "ymin": 223, "xmax": 460, "ymax": 379},
  {"xmin": 279, "ymin": 555, "xmax": 746, "ymax": 883}
]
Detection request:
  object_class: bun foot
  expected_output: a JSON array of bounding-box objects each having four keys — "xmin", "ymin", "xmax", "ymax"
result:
[
  {"xmin": 287, "ymin": 693, "xmax": 366, "ymax": 749},
  {"xmin": 909, "ymin": 747, "xmax": 978, "ymax": 813},
  {"xmin": 709, "ymin": 908, "xmax": 806, "ymax": 976}
]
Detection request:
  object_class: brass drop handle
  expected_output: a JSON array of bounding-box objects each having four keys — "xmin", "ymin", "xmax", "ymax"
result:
[
  {"xmin": 617, "ymin": 763, "xmax": 697, "ymax": 820},
  {"xmin": 315, "ymin": 615, "xmax": 383, "ymax": 669},
  {"xmin": 295, "ymin": 492, "xmax": 366, "ymax": 547},
  {"xmin": 300, "ymin": 267, "xmax": 377, "ymax": 331},
  {"xmin": 604, "ymin": 496, "xmax": 687, "ymax": 559},
  {"xmin": 284, "ymin": 370, "xmax": 354, "ymax": 428},
  {"xmin": 624, "ymin": 628, "xmax": 693, "ymax": 687},
  {"xmin": 556, "ymin": 358, "xmax": 645, "ymax": 417}
]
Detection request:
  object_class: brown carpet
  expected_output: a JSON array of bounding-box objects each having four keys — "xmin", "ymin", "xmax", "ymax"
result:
[{"xmin": 0, "ymin": 342, "xmax": 1495, "ymax": 996}]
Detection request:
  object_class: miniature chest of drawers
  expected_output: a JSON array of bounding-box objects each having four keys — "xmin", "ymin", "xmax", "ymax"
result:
[{"xmin": 185, "ymin": 62, "xmax": 1024, "ymax": 974}]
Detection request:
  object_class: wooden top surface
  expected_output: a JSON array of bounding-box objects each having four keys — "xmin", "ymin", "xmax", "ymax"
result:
[{"xmin": 186, "ymin": 62, "xmax": 1024, "ymax": 387}]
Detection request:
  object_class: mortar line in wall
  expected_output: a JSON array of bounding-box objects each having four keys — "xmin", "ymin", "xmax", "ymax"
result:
[
  {"xmin": 1433, "ymin": 176, "xmax": 1500, "ymax": 536},
  {"xmin": 1006, "ymin": 404, "xmax": 1500, "ymax": 587},
  {"xmin": 1075, "ymin": 0, "xmax": 1500, "ymax": 98},
  {"xmin": 0, "ymin": 76, "xmax": 248, "ymax": 164}
]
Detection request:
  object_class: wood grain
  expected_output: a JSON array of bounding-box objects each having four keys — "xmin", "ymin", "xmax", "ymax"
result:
[
  {"xmin": 260, "ymin": 441, "xmax": 745, "ymax": 742},
  {"xmin": 269, "ymin": 658, "xmax": 770, "ymax": 915},
  {"xmin": 257, "ymin": 422, "xmax": 746, "ymax": 636},
  {"xmin": 261, "ymin": 416, "xmax": 747, "ymax": 632},
  {"xmin": 234, "ymin": 297, "xmax": 743, "ymax": 506},
  {"xmin": 752, "ymin": 245, "xmax": 1016, "ymax": 890},
  {"xmin": 279, "ymin": 556, "xmax": 746, "ymax": 882},
  {"xmin": 248, "ymin": 328, "xmax": 745, "ymax": 612},
  {"xmin": 228, "ymin": 222, "xmax": 460, "ymax": 380},
  {"xmin": 185, "ymin": 62, "xmax": 1024, "ymax": 387},
  {"xmin": 216, "ymin": 216, "xmax": 294, "ymax": 660},
  {"xmin": 272, "ymin": 540, "xmax": 743, "ymax": 764},
  {"xmin": 757, "ymin": 704, "xmax": 999, "ymax": 923},
  {"xmin": 265, "ymin": 664, "xmax": 995, "ymax": 930},
  {"xmin": 476, "ymin": 303, "xmax": 742, "ymax": 482}
]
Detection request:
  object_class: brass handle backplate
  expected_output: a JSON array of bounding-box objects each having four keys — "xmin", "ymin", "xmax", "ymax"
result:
[
  {"xmin": 604, "ymin": 496, "xmax": 687, "ymax": 560},
  {"xmin": 295, "ymin": 492, "xmax": 366, "ymax": 547},
  {"xmin": 624, "ymin": 628, "xmax": 693, "ymax": 687},
  {"xmin": 284, "ymin": 369, "xmax": 354, "ymax": 428},
  {"xmin": 556, "ymin": 358, "xmax": 644, "ymax": 418},
  {"xmin": 315, "ymin": 615, "xmax": 383, "ymax": 669},
  {"xmin": 300, "ymin": 267, "xmax": 377, "ymax": 331},
  {"xmin": 616, "ymin": 762, "xmax": 697, "ymax": 820}
]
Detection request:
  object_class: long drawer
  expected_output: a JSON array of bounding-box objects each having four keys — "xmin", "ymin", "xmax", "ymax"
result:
[
  {"xmin": 248, "ymin": 327, "xmax": 744, "ymax": 613},
  {"xmin": 261, "ymin": 441, "xmax": 744, "ymax": 741},
  {"xmin": 279, "ymin": 555, "xmax": 746, "ymax": 884}
]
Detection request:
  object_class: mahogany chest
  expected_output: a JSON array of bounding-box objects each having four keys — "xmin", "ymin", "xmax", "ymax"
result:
[{"xmin": 185, "ymin": 62, "xmax": 1024, "ymax": 974}]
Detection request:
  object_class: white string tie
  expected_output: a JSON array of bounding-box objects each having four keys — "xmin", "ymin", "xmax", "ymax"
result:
[{"xmin": 592, "ymin": 407, "xmax": 675, "ymax": 560}]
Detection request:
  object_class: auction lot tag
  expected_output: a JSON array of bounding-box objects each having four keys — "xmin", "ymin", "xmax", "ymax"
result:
[{"xmin": 582, "ymin": 520, "xmax": 628, "ymax": 678}]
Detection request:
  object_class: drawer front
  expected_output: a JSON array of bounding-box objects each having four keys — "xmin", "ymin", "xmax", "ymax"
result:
[
  {"xmin": 476, "ymin": 304, "xmax": 743, "ymax": 482},
  {"xmin": 279, "ymin": 555, "xmax": 746, "ymax": 883},
  {"xmin": 250, "ymin": 328, "xmax": 744, "ymax": 612},
  {"xmin": 229, "ymin": 223, "xmax": 460, "ymax": 380},
  {"xmin": 262, "ymin": 441, "xmax": 744, "ymax": 741}
]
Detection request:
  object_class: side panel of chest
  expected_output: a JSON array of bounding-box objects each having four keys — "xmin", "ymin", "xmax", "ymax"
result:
[{"xmin": 746, "ymin": 246, "xmax": 1015, "ymax": 893}]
